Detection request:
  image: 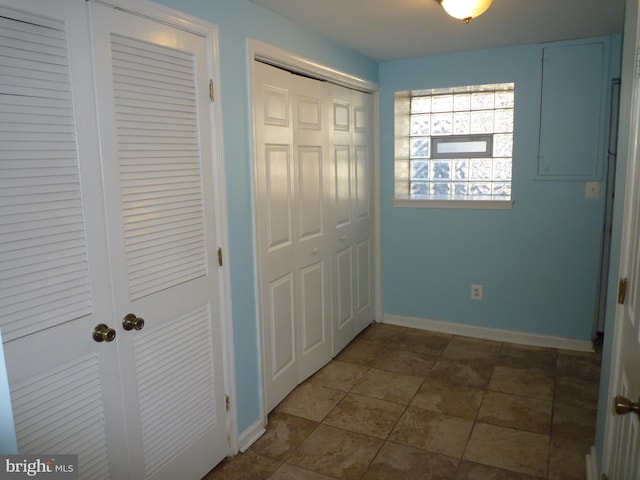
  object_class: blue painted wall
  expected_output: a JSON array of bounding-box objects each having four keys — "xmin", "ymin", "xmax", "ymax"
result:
[
  {"xmin": 147, "ymin": 0, "xmax": 378, "ymax": 435},
  {"xmin": 379, "ymin": 37, "xmax": 620, "ymax": 341},
  {"xmin": 128, "ymin": 0, "xmax": 623, "ymax": 447}
]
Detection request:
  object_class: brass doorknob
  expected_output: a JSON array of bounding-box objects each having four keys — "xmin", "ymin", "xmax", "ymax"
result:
[
  {"xmin": 93, "ymin": 324, "xmax": 116, "ymax": 342},
  {"xmin": 614, "ymin": 395, "xmax": 640, "ymax": 418},
  {"xmin": 122, "ymin": 313, "xmax": 144, "ymax": 331}
]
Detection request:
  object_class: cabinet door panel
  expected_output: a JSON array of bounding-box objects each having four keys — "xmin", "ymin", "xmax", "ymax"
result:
[{"xmin": 538, "ymin": 42, "xmax": 605, "ymax": 177}]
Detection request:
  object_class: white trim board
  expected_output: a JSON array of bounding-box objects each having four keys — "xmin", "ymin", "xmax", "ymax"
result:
[
  {"xmin": 585, "ymin": 445, "xmax": 599, "ymax": 480},
  {"xmin": 237, "ymin": 419, "xmax": 266, "ymax": 454},
  {"xmin": 383, "ymin": 314, "xmax": 594, "ymax": 352},
  {"xmin": 249, "ymin": 39, "xmax": 379, "ymax": 93}
]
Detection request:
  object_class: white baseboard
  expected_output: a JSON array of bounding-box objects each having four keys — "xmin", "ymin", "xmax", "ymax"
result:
[
  {"xmin": 237, "ymin": 418, "xmax": 266, "ymax": 454},
  {"xmin": 585, "ymin": 445, "xmax": 599, "ymax": 480},
  {"xmin": 382, "ymin": 314, "xmax": 594, "ymax": 352}
]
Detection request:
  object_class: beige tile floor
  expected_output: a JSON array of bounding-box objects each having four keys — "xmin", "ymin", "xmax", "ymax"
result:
[{"xmin": 205, "ymin": 323, "xmax": 602, "ymax": 480}]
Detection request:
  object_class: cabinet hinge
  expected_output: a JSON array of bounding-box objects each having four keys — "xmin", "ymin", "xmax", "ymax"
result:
[
  {"xmin": 618, "ymin": 278, "xmax": 628, "ymax": 304},
  {"xmin": 225, "ymin": 394, "xmax": 230, "ymax": 412},
  {"xmin": 209, "ymin": 79, "xmax": 215, "ymax": 102},
  {"xmin": 217, "ymin": 247, "xmax": 223, "ymax": 267}
]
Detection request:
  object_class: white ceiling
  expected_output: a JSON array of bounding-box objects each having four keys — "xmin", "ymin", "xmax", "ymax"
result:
[{"xmin": 249, "ymin": 0, "xmax": 626, "ymax": 62}]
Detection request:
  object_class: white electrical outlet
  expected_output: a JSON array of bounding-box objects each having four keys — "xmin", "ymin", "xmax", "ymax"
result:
[{"xmin": 471, "ymin": 284, "xmax": 483, "ymax": 300}]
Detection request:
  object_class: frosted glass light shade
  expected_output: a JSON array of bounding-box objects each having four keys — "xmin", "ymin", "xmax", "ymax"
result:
[{"xmin": 440, "ymin": 0, "xmax": 494, "ymax": 22}]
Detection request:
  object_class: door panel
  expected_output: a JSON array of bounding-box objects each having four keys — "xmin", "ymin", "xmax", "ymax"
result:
[
  {"xmin": 330, "ymin": 85, "xmax": 374, "ymax": 354},
  {"xmin": 356, "ymin": 239, "xmax": 372, "ymax": 313},
  {"xmin": 255, "ymin": 63, "xmax": 298, "ymax": 410},
  {"xmin": 0, "ymin": 7, "xmax": 93, "ymax": 342},
  {"xmin": 300, "ymin": 262, "xmax": 326, "ymax": 352},
  {"xmin": 255, "ymin": 62, "xmax": 332, "ymax": 411},
  {"xmin": 269, "ymin": 274, "xmax": 296, "ymax": 380},
  {"xmin": 90, "ymin": 4, "xmax": 227, "ymax": 479},
  {"xmin": 334, "ymin": 146, "xmax": 353, "ymax": 228},
  {"xmin": 265, "ymin": 146, "xmax": 294, "ymax": 249},
  {"xmin": 611, "ymin": 371, "xmax": 639, "ymax": 478},
  {"xmin": 336, "ymin": 247, "xmax": 354, "ymax": 328},
  {"xmin": 291, "ymin": 73, "xmax": 332, "ymax": 383},
  {"xmin": 603, "ymin": 6, "xmax": 640, "ymax": 475},
  {"xmin": 355, "ymin": 145, "xmax": 371, "ymax": 221},
  {"xmin": 10, "ymin": 346, "xmax": 112, "ymax": 480},
  {"xmin": 134, "ymin": 306, "xmax": 218, "ymax": 476},
  {"xmin": 298, "ymin": 147, "xmax": 323, "ymax": 239},
  {"xmin": 351, "ymin": 91, "xmax": 374, "ymax": 331},
  {"xmin": 0, "ymin": 2, "xmax": 127, "ymax": 479}
]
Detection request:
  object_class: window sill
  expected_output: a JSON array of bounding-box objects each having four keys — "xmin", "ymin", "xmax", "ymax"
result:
[{"xmin": 392, "ymin": 196, "xmax": 513, "ymax": 209}]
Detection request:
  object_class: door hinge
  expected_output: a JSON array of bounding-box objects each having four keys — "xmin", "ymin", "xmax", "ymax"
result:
[
  {"xmin": 209, "ymin": 79, "xmax": 215, "ymax": 102},
  {"xmin": 217, "ymin": 247, "xmax": 223, "ymax": 267},
  {"xmin": 618, "ymin": 278, "xmax": 628, "ymax": 304},
  {"xmin": 225, "ymin": 394, "xmax": 230, "ymax": 413}
]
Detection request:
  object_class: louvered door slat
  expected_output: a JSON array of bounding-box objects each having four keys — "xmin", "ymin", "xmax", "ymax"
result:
[
  {"xmin": 109, "ymin": 34, "xmax": 207, "ymax": 301},
  {"xmin": 112, "ymin": 65, "xmax": 194, "ymax": 92},
  {"xmin": 114, "ymin": 97, "xmax": 196, "ymax": 115},
  {"xmin": 111, "ymin": 37, "xmax": 193, "ymax": 71},
  {"xmin": 134, "ymin": 305, "xmax": 216, "ymax": 476},
  {"xmin": 116, "ymin": 106, "xmax": 196, "ymax": 121},
  {"xmin": 0, "ymin": 53, "xmax": 68, "ymax": 76},
  {"xmin": 0, "ymin": 10, "xmax": 92, "ymax": 342},
  {"xmin": 11, "ymin": 355, "xmax": 111, "ymax": 480}
]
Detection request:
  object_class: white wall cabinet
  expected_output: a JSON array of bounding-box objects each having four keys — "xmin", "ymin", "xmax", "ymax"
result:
[
  {"xmin": 253, "ymin": 61, "xmax": 375, "ymax": 412},
  {"xmin": 0, "ymin": 1, "xmax": 230, "ymax": 478}
]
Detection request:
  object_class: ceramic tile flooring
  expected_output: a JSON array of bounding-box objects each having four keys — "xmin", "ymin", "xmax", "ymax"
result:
[{"xmin": 205, "ymin": 323, "xmax": 602, "ymax": 480}]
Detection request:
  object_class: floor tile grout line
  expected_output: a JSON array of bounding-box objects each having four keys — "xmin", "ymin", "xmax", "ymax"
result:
[{"xmin": 219, "ymin": 325, "xmax": 601, "ymax": 480}]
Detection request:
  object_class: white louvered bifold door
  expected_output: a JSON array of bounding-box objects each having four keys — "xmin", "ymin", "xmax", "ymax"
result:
[
  {"xmin": 0, "ymin": 1, "xmax": 128, "ymax": 479},
  {"xmin": 89, "ymin": 4, "xmax": 228, "ymax": 479}
]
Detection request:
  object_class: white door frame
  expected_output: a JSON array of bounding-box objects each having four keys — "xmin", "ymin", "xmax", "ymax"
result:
[
  {"xmin": 247, "ymin": 39, "xmax": 381, "ymax": 437},
  {"xmin": 90, "ymin": 0, "xmax": 237, "ymax": 455}
]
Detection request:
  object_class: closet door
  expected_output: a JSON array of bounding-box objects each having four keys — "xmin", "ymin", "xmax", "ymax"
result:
[
  {"xmin": 0, "ymin": 1, "xmax": 128, "ymax": 479},
  {"xmin": 291, "ymin": 73, "xmax": 333, "ymax": 382},
  {"xmin": 351, "ymin": 90, "xmax": 375, "ymax": 336},
  {"xmin": 254, "ymin": 61, "xmax": 332, "ymax": 411},
  {"xmin": 330, "ymin": 85, "xmax": 374, "ymax": 354},
  {"xmin": 90, "ymin": 4, "xmax": 228, "ymax": 479}
]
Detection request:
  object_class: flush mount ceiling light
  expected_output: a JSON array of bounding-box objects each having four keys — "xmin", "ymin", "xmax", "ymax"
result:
[{"xmin": 439, "ymin": 0, "xmax": 494, "ymax": 23}]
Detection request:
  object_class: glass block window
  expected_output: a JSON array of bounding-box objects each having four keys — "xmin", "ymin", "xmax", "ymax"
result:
[{"xmin": 397, "ymin": 82, "xmax": 514, "ymax": 202}]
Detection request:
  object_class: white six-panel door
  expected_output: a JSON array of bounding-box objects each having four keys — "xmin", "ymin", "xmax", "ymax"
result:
[
  {"xmin": 254, "ymin": 61, "xmax": 374, "ymax": 411},
  {"xmin": 329, "ymin": 85, "xmax": 375, "ymax": 354},
  {"xmin": 254, "ymin": 61, "xmax": 333, "ymax": 411}
]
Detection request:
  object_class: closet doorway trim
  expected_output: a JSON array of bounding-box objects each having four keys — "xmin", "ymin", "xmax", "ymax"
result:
[{"xmin": 249, "ymin": 39, "xmax": 378, "ymax": 93}]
